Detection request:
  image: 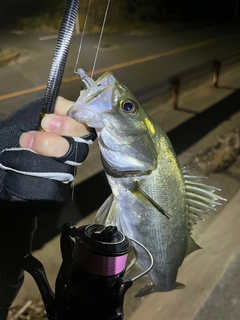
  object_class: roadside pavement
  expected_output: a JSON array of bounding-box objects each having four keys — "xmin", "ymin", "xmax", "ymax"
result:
[{"xmin": 10, "ymin": 62, "xmax": 240, "ymax": 319}]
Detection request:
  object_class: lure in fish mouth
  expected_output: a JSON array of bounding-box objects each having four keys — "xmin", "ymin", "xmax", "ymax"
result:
[
  {"xmin": 68, "ymin": 69, "xmax": 116, "ymax": 129},
  {"xmin": 68, "ymin": 69, "xmax": 226, "ymax": 295}
]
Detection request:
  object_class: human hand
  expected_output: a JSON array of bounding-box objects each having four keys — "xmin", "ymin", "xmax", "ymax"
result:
[
  {"xmin": 0, "ymin": 96, "xmax": 94, "ymax": 206},
  {"xmin": 20, "ymin": 96, "xmax": 91, "ymax": 158}
]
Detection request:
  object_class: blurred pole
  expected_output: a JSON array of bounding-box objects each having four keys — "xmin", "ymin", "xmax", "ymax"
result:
[
  {"xmin": 169, "ymin": 77, "xmax": 180, "ymax": 109},
  {"xmin": 234, "ymin": 0, "xmax": 239, "ymax": 20},
  {"xmin": 212, "ymin": 60, "xmax": 221, "ymax": 88}
]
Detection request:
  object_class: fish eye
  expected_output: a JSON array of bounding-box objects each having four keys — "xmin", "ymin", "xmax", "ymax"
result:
[{"xmin": 120, "ymin": 100, "xmax": 137, "ymax": 114}]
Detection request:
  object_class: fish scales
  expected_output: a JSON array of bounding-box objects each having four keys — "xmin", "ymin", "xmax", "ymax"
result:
[{"xmin": 68, "ymin": 69, "xmax": 226, "ymax": 294}]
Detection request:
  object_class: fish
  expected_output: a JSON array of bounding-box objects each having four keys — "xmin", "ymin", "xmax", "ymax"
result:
[{"xmin": 68, "ymin": 68, "xmax": 226, "ymax": 294}]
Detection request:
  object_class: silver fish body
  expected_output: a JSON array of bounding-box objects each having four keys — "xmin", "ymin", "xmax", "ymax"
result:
[{"xmin": 68, "ymin": 69, "xmax": 225, "ymax": 293}]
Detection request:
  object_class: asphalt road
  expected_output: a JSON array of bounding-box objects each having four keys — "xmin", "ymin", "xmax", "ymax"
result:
[{"xmin": 1, "ymin": 22, "xmax": 240, "ymax": 114}]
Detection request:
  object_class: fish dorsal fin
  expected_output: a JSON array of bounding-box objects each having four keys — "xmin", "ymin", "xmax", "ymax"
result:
[
  {"xmin": 185, "ymin": 236, "xmax": 202, "ymax": 257},
  {"xmin": 183, "ymin": 168, "xmax": 227, "ymax": 231},
  {"xmin": 93, "ymin": 194, "xmax": 114, "ymax": 224},
  {"xmin": 130, "ymin": 183, "xmax": 172, "ymax": 219}
]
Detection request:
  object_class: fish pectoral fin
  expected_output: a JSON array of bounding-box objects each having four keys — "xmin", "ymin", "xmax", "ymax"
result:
[
  {"xmin": 135, "ymin": 282, "xmax": 155, "ymax": 297},
  {"xmin": 106, "ymin": 200, "xmax": 118, "ymax": 225},
  {"xmin": 94, "ymin": 194, "xmax": 114, "ymax": 224},
  {"xmin": 130, "ymin": 184, "xmax": 172, "ymax": 219},
  {"xmin": 185, "ymin": 236, "xmax": 202, "ymax": 257}
]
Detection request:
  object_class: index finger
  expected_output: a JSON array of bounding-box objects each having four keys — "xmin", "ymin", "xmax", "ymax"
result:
[{"xmin": 54, "ymin": 96, "xmax": 75, "ymax": 115}]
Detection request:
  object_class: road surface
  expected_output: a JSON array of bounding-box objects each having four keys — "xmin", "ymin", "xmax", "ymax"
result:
[{"xmin": 0, "ymin": 22, "xmax": 240, "ymax": 113}]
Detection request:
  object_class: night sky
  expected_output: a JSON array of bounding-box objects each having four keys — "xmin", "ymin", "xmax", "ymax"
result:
[{"xmin": 0, "ymin": 0, "xmax": 239, "ymax": 29}]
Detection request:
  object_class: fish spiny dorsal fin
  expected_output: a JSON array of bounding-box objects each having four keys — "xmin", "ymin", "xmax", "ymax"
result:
[{"xmin": 182, "ymin": 167, "xmax": 227, "ymax": 232}]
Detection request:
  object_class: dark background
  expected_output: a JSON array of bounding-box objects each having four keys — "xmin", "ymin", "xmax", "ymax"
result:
[{"xmin": 0, "ymin": 0, "xmax": 239, "ymax": 30}]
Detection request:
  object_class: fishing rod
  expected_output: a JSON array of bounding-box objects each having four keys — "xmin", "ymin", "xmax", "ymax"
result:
[
  {"xmin": 0, "ymin": 0, "xmax": 154, "ymax": 319},
  {"xmin": 39, "ymin": 0, "xmax": 81, "ymax": 127}
]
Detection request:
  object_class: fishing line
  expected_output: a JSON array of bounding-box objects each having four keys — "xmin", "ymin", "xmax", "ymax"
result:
[
  {"xmin": 71, "ymin": 0, "xmax": 93, "ymax": 224},
  {"xmin": 74, "ymin": 0, "xmax": 92, "ymax": 74},
  {"xmin": 91, "ymin": 0, "xmax": 111, "ymax": 78},
  {"xmin": 69, "ymin": 166, "xmax": 77, "ymax": 226},
  {"xmin": 69, "ymin": 123, "xmax": 83, "ymax": 226},
  {"xmin": 70, "ymin": 0, "xmax": 111, "ymax": 225}
]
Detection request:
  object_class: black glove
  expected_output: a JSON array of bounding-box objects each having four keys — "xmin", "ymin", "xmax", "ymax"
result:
[{"xmin": 0, "ymin": 97, "xmax": 95, "ymax": 210}]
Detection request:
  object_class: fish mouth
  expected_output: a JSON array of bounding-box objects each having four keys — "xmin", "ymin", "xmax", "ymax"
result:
[
  {"xmin": 68, "ymin": 108, "xmax": 95, "ymax": 124},
  {"xmin": 76, "ymin": 68, "xmax": 116, "ymax": 104},
  {"xmin": 68, "ymin": 69, "xmax": 117, "ymax": 126}
]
